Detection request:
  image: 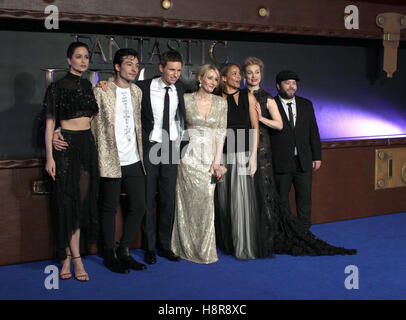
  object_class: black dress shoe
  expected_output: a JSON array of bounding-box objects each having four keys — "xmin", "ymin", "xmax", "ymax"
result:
[
  {"xmin": 144, "ymin": 250, "xmax": 157, "ymax": 264},
  {"xmin": 117, "ymin": 246, "xmax": 147, "ymax": 271},
  {"xmin": 157, "ymin": 249, "xmax": 181, "ymax": 261},
  {"xmin": 104, "ymin": 249, "xmax": 130, "ymax": 274}
]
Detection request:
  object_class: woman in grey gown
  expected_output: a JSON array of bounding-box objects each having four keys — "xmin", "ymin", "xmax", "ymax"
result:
[
  {"xmin": 171, "ymin": 64, "xmax": 228, "ymax": 264},
  {"xmin": 214, "ymin": 63, "xmax": 261, "ymax": 259}
]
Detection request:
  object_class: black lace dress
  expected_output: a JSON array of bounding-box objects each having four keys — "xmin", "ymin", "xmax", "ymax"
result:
[
  {"xmin": 43, "ymin": 72, "xmax": 99, "ymax": 260},
  {"xmin": 215, "ymin": 88, "xmax": 356, "ymax": 259}
]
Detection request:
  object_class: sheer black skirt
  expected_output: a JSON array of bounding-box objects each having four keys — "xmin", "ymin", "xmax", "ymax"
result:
[{"xmin": 53, "ymin": 129, "xmax": 99, "ymax": 260}]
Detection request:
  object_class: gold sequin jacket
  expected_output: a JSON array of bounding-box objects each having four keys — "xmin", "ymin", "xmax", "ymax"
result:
[{"xmin": 91, "ymin": 82, "xmax": 145, "ymax": 178}]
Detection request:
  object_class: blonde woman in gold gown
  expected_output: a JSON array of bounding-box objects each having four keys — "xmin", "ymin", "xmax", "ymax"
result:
[{"xmin": 171, "ymin": 65, "xmax": 227, "ymax": 264}]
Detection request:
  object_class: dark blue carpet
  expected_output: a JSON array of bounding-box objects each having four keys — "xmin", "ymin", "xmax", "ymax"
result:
[{"xmin": 1, "ymin": 212, "xmax": 405, "ymax": 300}]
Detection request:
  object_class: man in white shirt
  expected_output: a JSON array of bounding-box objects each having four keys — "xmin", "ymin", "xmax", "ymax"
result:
[
  {"xmin": 92, "ymin": 48, "xmax": 148, "ymax": 273},
  {"xmin": 136, "ymin": 50, "xmax": 187, "ymax": 264}
]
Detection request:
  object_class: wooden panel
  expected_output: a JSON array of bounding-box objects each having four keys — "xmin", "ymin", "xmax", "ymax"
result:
[
  {"xmin": 0, "ymin": 167, "xmax": 53, "ymax": 265},
  {"xmin": 311, "ymin": 145, "xmax": 406, "ymax": 224},
  {"xmin": 0, "ymin": 158, "xmax": 44, "ymax": 169},
  {"xmin": 0, "ymin": 0, "xmax": 406, "ymax": 40}
]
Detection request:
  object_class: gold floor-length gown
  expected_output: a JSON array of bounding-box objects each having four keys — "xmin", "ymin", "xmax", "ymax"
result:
[{"xmin": 171, "ymin": 93, "xmax": 227, "ymax": 263}]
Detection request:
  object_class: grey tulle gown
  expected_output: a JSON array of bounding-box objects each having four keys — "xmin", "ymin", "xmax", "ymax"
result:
[{"xmin": 171, "ymin": 93, "xmax": 227, "ymax": 264}]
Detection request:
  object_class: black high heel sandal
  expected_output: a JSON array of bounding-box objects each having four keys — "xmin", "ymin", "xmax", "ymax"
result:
[
  {"xmin": 59, "ymin": 254, "xmax": 72, "ymax": 280},
  {"xmin": 72, "ymin": 256, "xmax": 89, "ymax": 282}
]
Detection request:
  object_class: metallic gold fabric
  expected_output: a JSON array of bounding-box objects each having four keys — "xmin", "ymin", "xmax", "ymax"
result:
[
  {"xmin": 91, "ymin": 82, "xmax": 144, "ymax": 178},
  {"xmin": 171, "ymin": 93, "xmax": 227, "ymax": 264}
]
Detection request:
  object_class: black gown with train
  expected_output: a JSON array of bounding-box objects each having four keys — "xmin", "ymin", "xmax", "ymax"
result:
[{"xmin": 215, "ymin": 88, "xmax": 356, "ymax": 259}]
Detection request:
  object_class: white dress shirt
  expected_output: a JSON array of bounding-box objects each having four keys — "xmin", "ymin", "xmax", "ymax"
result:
[
  {"xmin": 279, "ymin": 95, "xmax": 298, "ymax": 155},
  {"xmin": 149, "ymin": 77, "xmax": 179, "ymax": 143},
  {"xmin": 115, "ymin": 86, "xmax": 140, "ymax": 165}
]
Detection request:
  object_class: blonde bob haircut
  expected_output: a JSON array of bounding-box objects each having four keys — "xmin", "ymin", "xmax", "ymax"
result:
[{"xmin": 195, "ymin": 64, "xmax": 221, "ymax": 91}]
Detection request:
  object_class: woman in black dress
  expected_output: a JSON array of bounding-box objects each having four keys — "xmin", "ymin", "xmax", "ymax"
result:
[
  {"xmin": 215, "ymin": 61, "xmax": 356, "ymax": 259},
  {"xmin": 44, "ymin": 42, "xmax": 99, "ymax": 281}
]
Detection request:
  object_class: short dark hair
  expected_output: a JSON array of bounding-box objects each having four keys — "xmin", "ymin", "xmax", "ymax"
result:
[
  {"xmin": 215, "ymin": 63, "xmax": 240, "ymax": 95},
  {"xmin": 67, "ymin": 41, "xmax": 89, "ymax": 59},
  {"xmin": 159, "ymin": 50, "xmax": 182, "ymax": 67},
  {"xmin": 113, "ymin": 48, "xmax": 139, "ymax": 73}
]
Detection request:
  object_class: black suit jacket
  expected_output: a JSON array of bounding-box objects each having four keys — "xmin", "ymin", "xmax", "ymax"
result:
[
  {"xmin": 269, "ymin": 95, "xmax": 321, "ymax": 173},
  {"xmin": 136, "ymin": 77, "xmax": 187, "ymax": 148}
]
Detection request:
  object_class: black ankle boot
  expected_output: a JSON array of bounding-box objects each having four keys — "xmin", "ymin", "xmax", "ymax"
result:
[
  {"xmin": 117, "ymin": 246, "xmax": 147, "ymax": 271},
  {"xmin": 104, "ymin": 248, "xmax": 130, "ymax": 274}
]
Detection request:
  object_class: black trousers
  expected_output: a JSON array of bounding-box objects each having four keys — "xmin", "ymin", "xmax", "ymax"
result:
[
  {"xmin": 274, "ymin": 156, "xmax": 313, "ymax": 228},
  {"xmin": 100, "ymin": 161, "xmax": 146, "ymax": 250},
  {"xmin": 143, "ymin": 141, "xmax": 178, "ymax": 251}
]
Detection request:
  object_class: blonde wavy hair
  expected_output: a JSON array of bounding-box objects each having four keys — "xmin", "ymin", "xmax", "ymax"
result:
[
  {"xmin": 242, "ymin": 56, "xmax": 264, "ymax": 78},
  {"xmin": 195, "ymin": 64, "xmax": 221, "ymax": 91}
]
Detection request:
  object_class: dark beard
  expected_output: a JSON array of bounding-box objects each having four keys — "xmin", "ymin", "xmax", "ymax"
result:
[{"xmin": 278, "ymin": 87, "xmax": 295, "ymax": 99}]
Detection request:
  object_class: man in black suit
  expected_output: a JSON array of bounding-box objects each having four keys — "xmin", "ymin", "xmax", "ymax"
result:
[
  {"xmin": 270, "ymin": 70, "xmax": 322, "ymax": 229},
  {"xmin": 136, "ymin": 50, "xmax": 186, "ymax": 264}
]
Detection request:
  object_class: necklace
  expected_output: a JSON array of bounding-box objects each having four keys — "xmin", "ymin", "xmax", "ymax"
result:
[
  {"xmin": 223, "ymin": 89, "xmax": 240, "ymax": 109},
  {"xmin": 248, "ymin": 87, "xmax": 260, "ymax": 94},
  {"xmin": 224, "ymin": 89, "xmax": 240, "ymax": 96}
]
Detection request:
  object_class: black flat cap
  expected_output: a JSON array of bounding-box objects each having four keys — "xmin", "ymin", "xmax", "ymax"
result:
[{"xmin": 276, "ymin": 70, "xmax": 300, "ymax": 83}]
